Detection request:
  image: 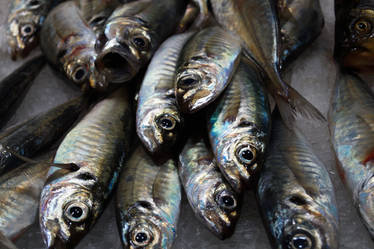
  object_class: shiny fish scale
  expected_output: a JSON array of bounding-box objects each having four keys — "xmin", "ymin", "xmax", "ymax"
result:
[
  {"xmin": 257, "ymin": 113, "xmax": 338, "ymax": 249},
  {"xmin": 329, "ymin": 72, "xmax": 374, "ymax": 237}
]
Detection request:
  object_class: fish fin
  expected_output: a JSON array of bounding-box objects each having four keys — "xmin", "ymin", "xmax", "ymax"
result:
[{"xmin": 0, "ymin": 232, "xmax": 18, "ymax": 249}]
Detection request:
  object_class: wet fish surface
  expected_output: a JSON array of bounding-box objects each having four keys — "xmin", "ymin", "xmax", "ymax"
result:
[
  {"xmin": 136, "ymin": 32, "xmax": 194, "ymax": 155},
  {"xmin": 116, "ymin": 145, "xmax": 181, "ymax": 249},
  {"xmin": 175, "ymin": 26, "xmax": 242, "ymax": 113},
  {"xmin": 95, "ymin": 0, "xmax": 188, "ymax": 83},
  {"xmin": 39, "ymin": 88, "xmax": 133, "ymax": 249},
  {"xmin": 257, "ymin": 111, "xmax": 339, "ymax": 249},
  {"xmin": 207, "ymin": 58, "xmax": 271, "ymax": 193},
  {"xmin": 0, "ymin": 96, "xmax": 86, "ymax": 176},
  {"xmin": 328, "ymin": 71, "xmax": 374, "ymax": 237},
  {"xmin": 178, "ymin": 136, "xmax": 240, "ymax": 239}
]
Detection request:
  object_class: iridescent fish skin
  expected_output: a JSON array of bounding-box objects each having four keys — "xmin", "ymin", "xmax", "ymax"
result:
[
  {"xmin": 39, "ymin": 88, "xmax": 133, "ymax": 249},
  {"xmin": 277, "ymin": 0, "xmax": 324, "ymax": 65},
  {"xmin": 116, "ymin": 145, "xmax": 181, "ymax": 249},
  {"xmin": 95, "ymin": 0, "xmax": 188, "ymax": 83},
  {"xmin": 178, "ymin": 137, "xmax": 240, "ymax": 239},
  {"xmin": 175, "ymin": 26, "xmax": 241, "ymax": 113},
  {"xmin": 328, "ymin": 71, "xmax": 374, "ymax": 237},
  {"xmin": 335, "ymin": 0, "xmax": 374, "ymax": 72},
  {"xmin": 136, "ymin": 32, "xmax": 193, "ymax": 155},
  {"xmin": 207, "ymin": 58, "xmax": 271, "ymax": 193},
  {"xmin": 258, "ymin": 112, "xmax": 338, "ymax": 249},
  {"xmin": 7, "ymin": 0, "xmax": 56, "ymax": 60},
  {"xmin": 41, "ymin": 1, "xmax": 107, "ymax": 90}
]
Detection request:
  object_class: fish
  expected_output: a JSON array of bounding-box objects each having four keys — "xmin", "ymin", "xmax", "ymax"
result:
[
  {"xmin": 40, "ymin": 1, "xmax": 107, "ymax": 90},
  {"xmin": 0, "ymin": 95, "xmax": 86, "ymax": 176},
  {"xmin": 335, "ymin": 0, "xmax": 374, "ymax": 72},
  {"xmin": 6, "ymin": 0, "xmax": 58, "ymax": 60},
  {"xmin": 207, "ymin": 58, "xmax": 271, "ymax": 193},
  {"xmin": 116, "ymin": 145, "xmax": 181, "ymax": 249},
  {"xmin": 328, "ymin": 71, "xmax": 374, "ymax": 237},
  {"xmin": 277, "ymin": 0, "xmax": 325, "ymax": 65},
  {"xmin": 176, "ymin": 4, "xmax": 199, "ymax": 33},
  {"xmin": 136, "ymin": 32, "xmax": 194, "ymax": 155},
  {"xmin": 178, "ymin": 136, "xmax": 240, "ymax": 239},
  {"xmin": 210, "ymin": 0, "xmax": 324, "ymax": 126},
  {"xmin": 175, "ymin": 26, "xmax": 242, "ymax": 113},
  {"xmin": 257, "ymin": 110, "xmax": 339, "ymax": 249},
  {"xmin": 0, "ymin": 55, "xmax": 45, "ymax": 129},
  {"xmin": 39, "ymin": 87, "xmax": 133, "ymax": 249},
  {"xmin": 95, "ymin": 0, "xmax": 188, "ymax": 83}
]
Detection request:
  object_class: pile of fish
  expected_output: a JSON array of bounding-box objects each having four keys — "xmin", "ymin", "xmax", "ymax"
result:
[{"xmin": 0, "ymin": 0, "xmax": 372, "ymax": 248}]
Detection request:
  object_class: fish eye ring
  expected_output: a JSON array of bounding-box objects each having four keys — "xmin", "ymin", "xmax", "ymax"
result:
[
  {"xmin": 28, "ymin": 0, "xmax": 41, "ymax": 8},
  {"xmin": 289, "ymin": 230, "xmax": 314, "ymax": 249},
  {"xmin": 21, "ymin": 24, "xmax": 35, "ymax": 37},
  {"xmin": 72, "ymin": 66, "xmax": 88, "ymax": 83},
  {"xmin": 130, "ymin": 227, "xmax": 153, "ymax": 247},
  {"xmin": 177, "ymin": 74, "xmax": 201, "ymax": 89},
  {"xmin": 132, "ymin": 36, "xmax": 149, "ymax": 51},
  {"xmin": 156, "ymin": 114, "xmax": 177, "ymax": 131},
  {"xmin": 235, "ymin": 144, "xmax": 257, "ymax": 168},
  {"xmin": 216, "ymin": 190, "xmax": 237, "ymax": 211},
  {"xmin": 64, "ymin": 201, "xmax": 89, "ymax": 223},
  {"xmin": 353, "ymin": 19, "xmax": 372, "ymax": 35}
]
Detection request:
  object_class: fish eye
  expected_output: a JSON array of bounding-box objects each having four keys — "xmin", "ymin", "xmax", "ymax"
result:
[
  {"xmin": 132, "ymin": 36, "xmax": 149, "ymax": 51},
  {"xmin": 156, "ymin": 114, "xmax": 177, "ymax": 131},
  {"xmin": 354, "ymin": 19, "xmax": 372, "ymax": 35},
  {"xmin": 72, "ymin": 66, "xmax": 88, "ymax": 83},
  {"xmin": 28, "ymin": 0, "xmax": 41, "ymax": 8},
  {"xmin": 21, "ymin": 24, "xmax": 35, "ymax": 37},
  {"xmin": 289, "ymin": 231, "xmax": 314, "ymax": 249},
  {"xmin": 64, "ymin": 202, "xmax": 89, "ymax": 223},
  {"xmin": 235, "ymin": 145, "xmax": 257, "ymax": 169},
  {"xmin": 216, "ymin": 191, "xmax": 237, "ymax": 211},
  {"xmin": 178, "ymin": 75, "xmax": 200, "ymax": 89},
  {"xmin": 131, "ymin": 227, "xmax": 153, "ymax": 247}
]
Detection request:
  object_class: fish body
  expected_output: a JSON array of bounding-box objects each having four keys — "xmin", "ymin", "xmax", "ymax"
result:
[
  {"xmin": 175, "ymin": 26, "xmax": 242, "ymax": 113},
  {"xmin": 207, "ymin": 58, "xmax": 271, "ymax": 193},
  {"xmin": 0, "ymin": 55, "xmax": 45, "ymax": 128},
  {"xmin": 0, "ymin": 96, "xmax": 86, "ymax": 176},
  {"xmin": 328, "ymin": 71, "xmax": 374, "ymax": 237},
  {"xmin": 41, "ymin": 1, "xmax": 107, "ymax": 90},
  {"xmin": 257, "ymin": 112, "xmax": 339, "ymax": 249},
  {"xmin": 335, "ymin": 0, "xmax": 374, "ymax": 72},
  {"xmin": 39, "ymin": 88, "xmax": 133, "ymax": 249},
  {"xmin": 136, "ymin": 32, "xmax": 193, "ymax": 154},
  {"xmin": 95, "ymin": 0, "xmax": 188, "ymax": 83},
  {"xmin": 178, "ymin": 137, "xmax": 240, "ymax": 239},
  {"xmin": 116, "ymin": 145, "xmax": 181, "ymax": 249}
]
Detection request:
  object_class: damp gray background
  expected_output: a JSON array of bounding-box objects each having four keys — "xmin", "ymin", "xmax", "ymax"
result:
[{"xmin": 0, "ymin": 0, "xmax": 373, "ymax": 248}]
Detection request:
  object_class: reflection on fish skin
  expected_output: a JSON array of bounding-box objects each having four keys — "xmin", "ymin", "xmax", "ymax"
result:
[
  {"xmin": 178, "ymin": 136, "xmax": 240, "ymax": 239},
  {"xmin": 257, "ymin": 110, "xmax": 338, "ymax": 249},
  {"xmin": 116, "ymin": 145, "xmax": 181, "ymax": 249},
  {"xmin": 329, "ymin": 71, "xmax": 374, "ymax": 237},
  {"xmin": 39, "ymin": 88, "xmax": 133, "ymax": 249},
  {"xmin": 207, "ymin": 58, "xmax": 271, "ymax": 194}
]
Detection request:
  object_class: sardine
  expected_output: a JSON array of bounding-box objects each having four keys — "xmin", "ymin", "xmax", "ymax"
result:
[
  {"xmin": 0, "ymin": 96, "xmax": 86, "ymax": 176},
  {"xmin": 207, "ymin": 58, "xmax": 271, "ymax": 193},
  {"xmin": 211, "ymin": 0, "xmax": 323, "ymax": 126},
  {"xmin": 257, "ymin": 111, "xmax": 339, "ymax": 249},
  {"xmin": 136, "ymin": 32, "xmax": 194, "ymax": 155},
  {"xmin": 0, "ymin": 55, "xmax": 45, "ymax": 129},
  {"xmin": 176, "ymin": 4, "xmax": 199, "ymax": 33},
  {"xmin": 328, "ymin": 71, "xmax": 374, "ymax": 237},
  {"xmin": 95, "ymin": 0, "xmax": 188, "ymax": 83},
  {"xmin": 178, "ymin": 136, "xmax": 240, "ymax": 239},
  {"xmin": 335, "ymin": 0, "xmax": 374, "ymax": 72},
  {"xmin": 175, "ymin": 26, "xmax": 241, "ymax": 113},
  {"xmin": 277, "ymin": 0, "xmax": 325, "ymax": 65},
  {"xmin": 116, "ymin": 145, "xmax": 181, "ymax": 249},
  {"xmin": 41, "ymin": 1, "xmax": 107, "ymax": 90},
  {"xmin": 39, "ymin": 88, "xmax": 133, "ymax": 249}
]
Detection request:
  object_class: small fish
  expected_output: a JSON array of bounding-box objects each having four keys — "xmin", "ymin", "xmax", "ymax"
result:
[
  {"xmin": 178, "ymin": 136, "xmax": 240, "ymax": 239},
  {"xmin": 40, "ymin": 88, "xmax": 133, "ymax": 249},
  {"xmin": 0, "ymin": 95, "xmax": 86, "ymax": 176},
  {"xmin": 41, "ymin": 1, "xmax": 107, "ymax": 90},
  {"xmin": 328, "ymin": 71, "xmax": 374, "ymax": 237},
  {"xmin": 175, "ymin": 26, "xmax": 242, "ymax": 113},
  {"xmin": 335, "ymin": 0, "xmax": 374, "ymax": 72},
  {"xmin": 207, "ymin": 58, "xmax": 271, "ymax": 193},
  {"xmin": 176, "ymin": 4, "xmax": 199, "ymax": 33},
  {"xmin": 0, "ymin": 55, "xmax": 45, "ymax": 129},
  {"xmin": 211, "ymin": 0, "xmax": 323, "ymax": 126},
  {"xmin": 136, "ymin": 32, "xmax": 194, "ymax": 155},
  {"xmin": 95, "ymin": 0, "xmax": 188, "ymax": 83},
  {"xmin": 116, "ymin": 145, "xmax": 181, "ymax": 249},
  {"xmin": 6, "ymin": 0, "xmax": 58, "ymax": 60},
  {"xmin": 257, "ymin": 111, "xmax": 339, "ymax": 249},
  {"xmin": 277, "ymin": 0, "xmax": 325, "ymax": 65}
]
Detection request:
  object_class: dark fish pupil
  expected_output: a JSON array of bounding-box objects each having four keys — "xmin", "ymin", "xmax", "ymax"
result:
[
  {"xmin": 359, "ymin": 22, "xmax": 367, "ymax": 30},
  {"xmin": 221, "ymin": 196, "xmax": 234, "ymax": 207},
  {"xmin": 241, "ymin": 149, "xmax": 253, "ymax": 161},
  {"xmin": 181, "ymin": 78, "xmax": 197, "ymax": 85},
  {"xmin": 133, "ymin": 38, "xmax": 146, "ymax": 48},
  {"xmin": 24, "ymin": 26, "xmax": 32, "ymax": 34},
  {"xmin": 161, "ymin": 118, "xmax": 173, "ymax": 129},
  {"xmin": 69, "ymin": 206, "xmax": 83, "ymax": 218},
  {"xmin": 74, "ymin": 69, "xmax": 85, "ymax": 81},
  {"xmin": 292, "ymin": 236, "xmax": 309, "ymax": 249},
  {"xmin": 135, "ymin": 232, "xmax": 148, "ymax": 243},
  {"xmin": 29, "ymin": 0, "xmax": 40, "ymax": 6}
]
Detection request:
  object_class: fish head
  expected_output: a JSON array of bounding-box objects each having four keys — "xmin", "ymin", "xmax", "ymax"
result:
[
  {"xmin": 137, "ymin": 107, "xmax": 182, "ymax": 154},
  {"xmin": 95, "ymin": 17, "xmax": 156, "ymax": 83},
  {"xmin": 40, "ymin": 182, "xmax": 96, "ymax": 249}
]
